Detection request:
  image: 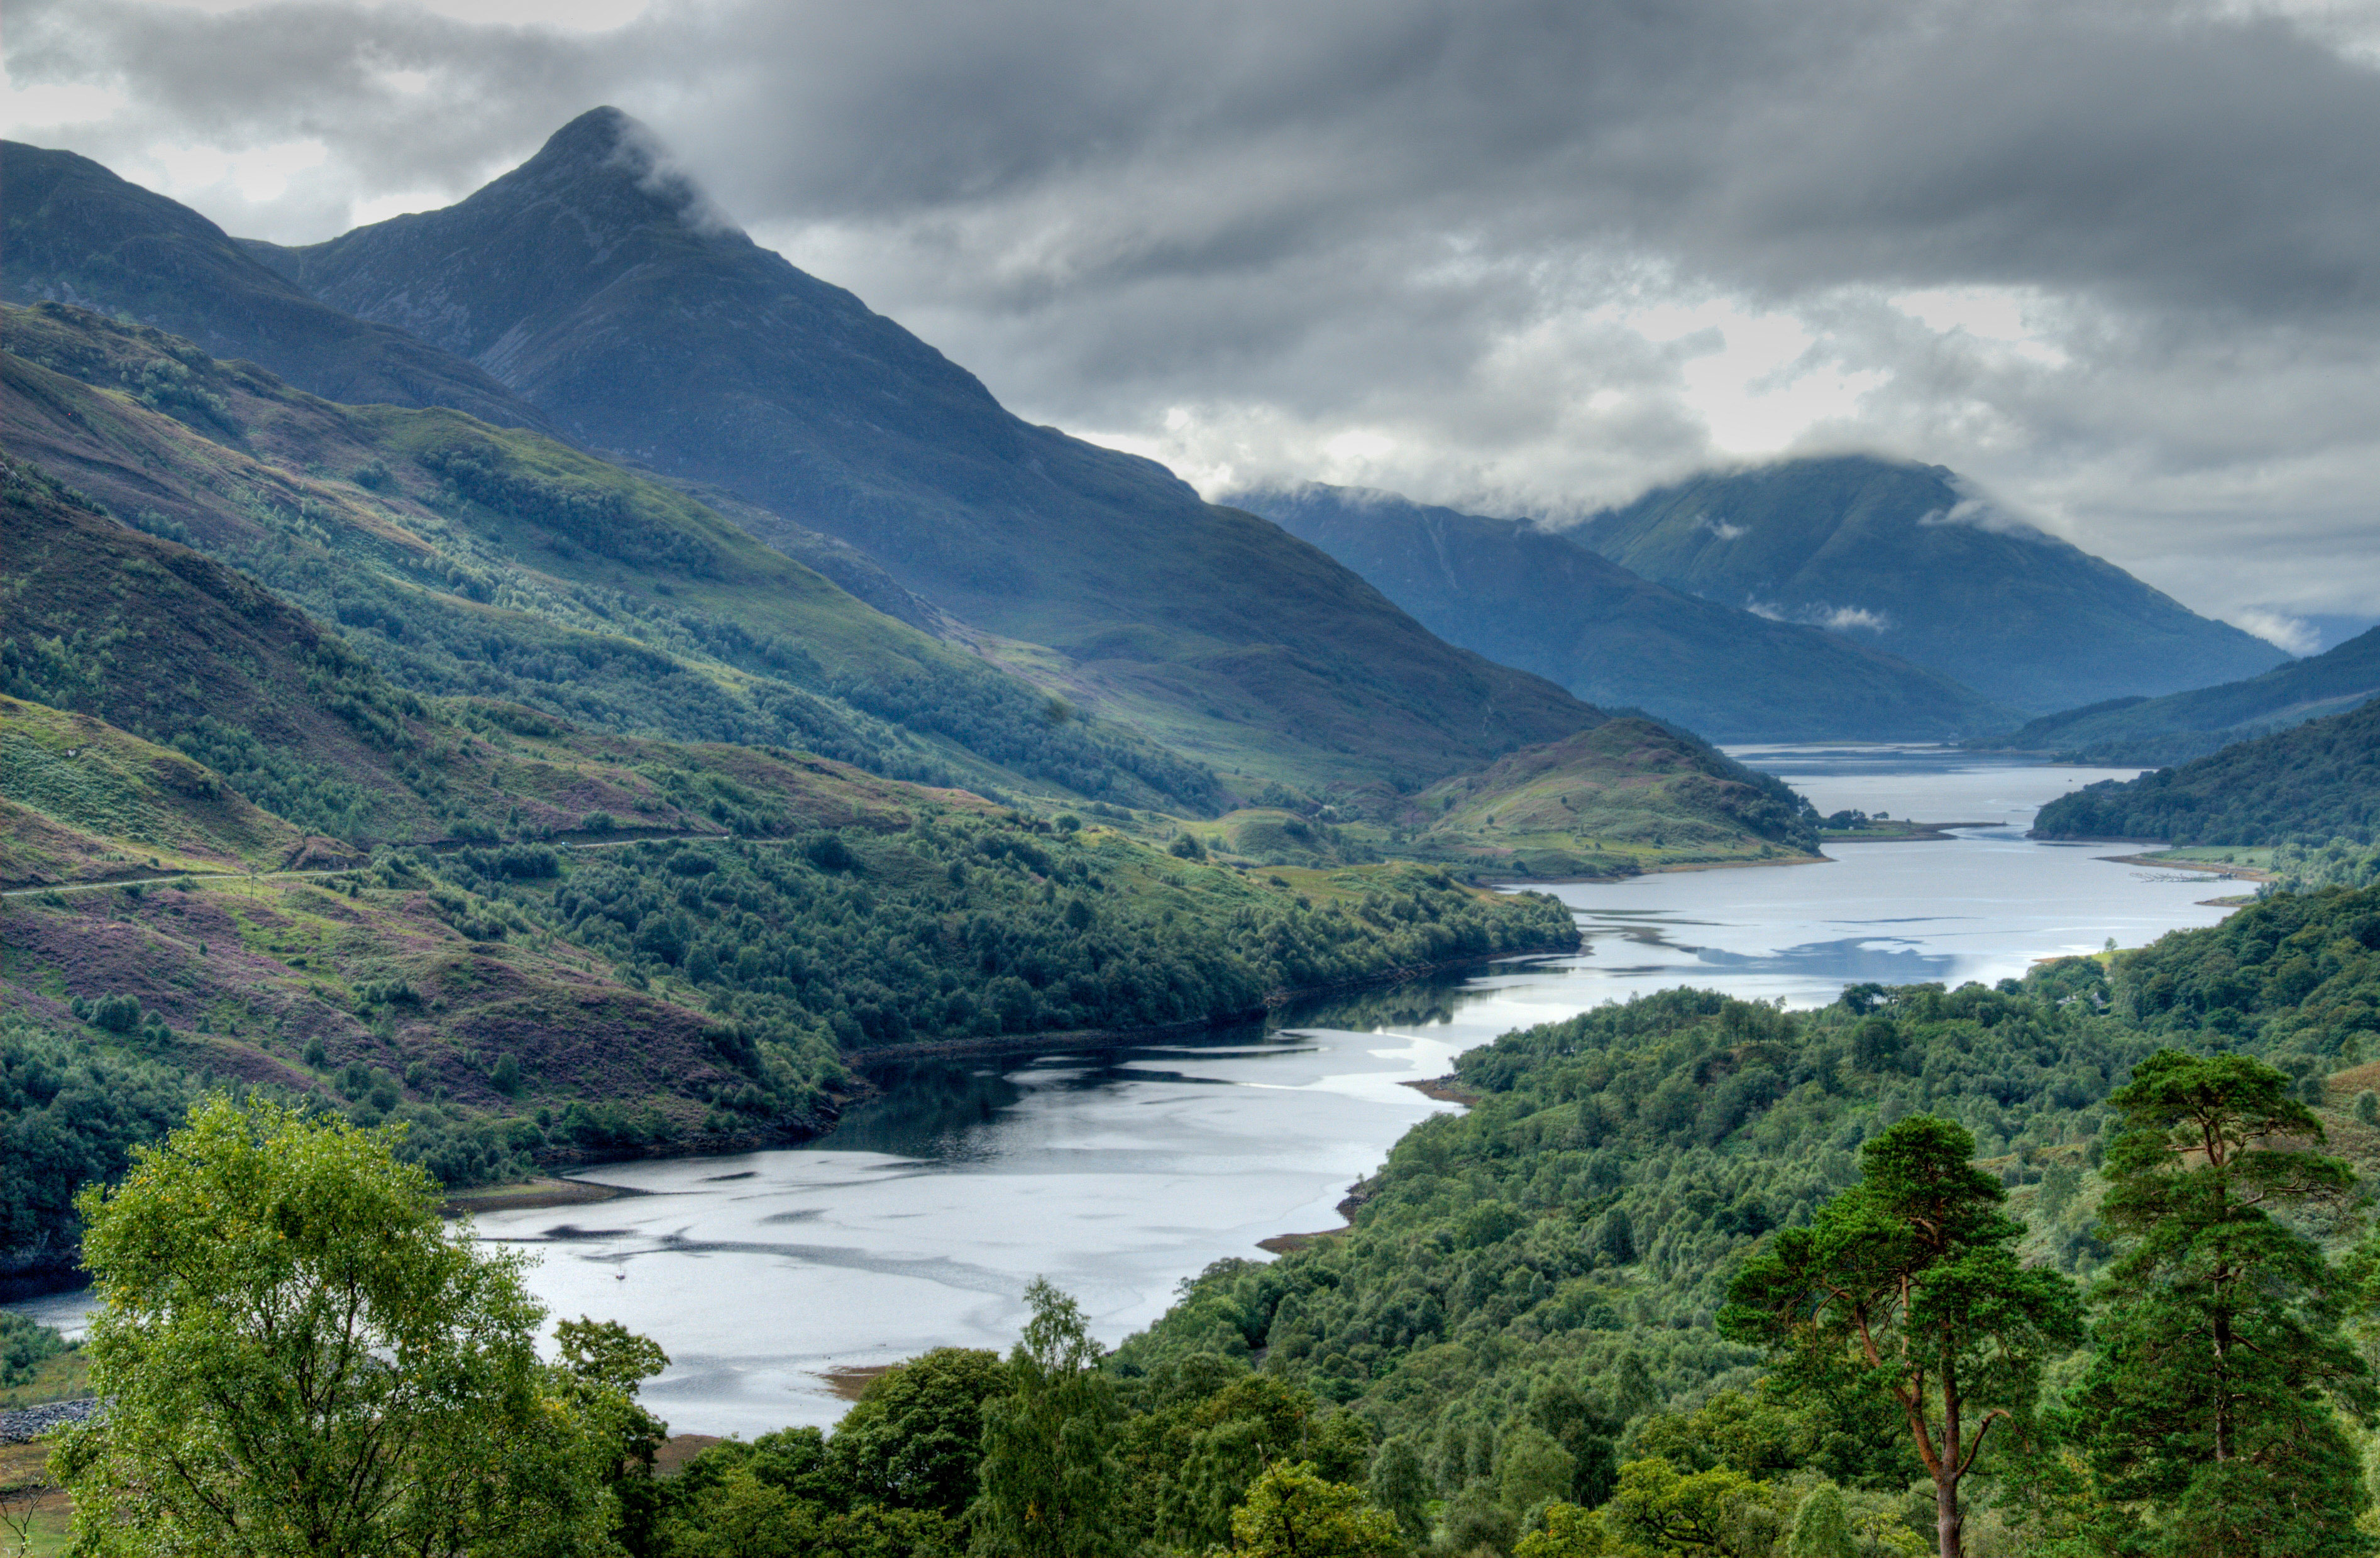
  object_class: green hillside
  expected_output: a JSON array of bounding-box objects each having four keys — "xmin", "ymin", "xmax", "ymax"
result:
[
  {"xmin": 241, "ymin": 108, "xmax": 1600, "ymax": 796},
  {"xmin": 2030, "ymin": 694, "xmax": 2379, "ymax": 845},
  {"xmin": 1, "ymin": 140, "xmax": 553, "ymax": 436},
  {"xmin": 2, "ymin": 803, "xmax": 1578, "ymax": 1290},
  {"xmin": 0, "ymin": 449, "xmax": 1022, "ymax": 846},
  {"xmin": 1575, "ymin": 455, "xmax": 2287, "ymax": 714},
  {"xmin": 1, "ymin": 431, "xmax": 1583, "ymax": 1285},
  {"xmin": 1238, "ymin": 482, "xmax": 2015, "ymax": 742},
  {"xmin": 1988, "ymin": 623, "xmax": 2380, "ymax": 765},
  {"xmin": 1, "ymin": 303, "xmax": 1223, "ymax": 814},
  {"xmin": 0, "ymin": 694, "xmax": 302, "ymax": 887},
  {"xmin": 1396, "ymin": 721, "xmax": 1823, "ymax": 880}
]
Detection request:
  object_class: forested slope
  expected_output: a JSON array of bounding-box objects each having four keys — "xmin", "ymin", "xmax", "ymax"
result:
[
  {"xmin": 613, "ymin": 884, "xmax": 2380, "ymax": 1558},
  {"xmin": 3, "ymin": 796, "xmax": 1578, "ymax": 1290},
  {"xmin": 2032, "ymin": 694, "xmax": 2379, "ymax": 844},
  {"xmin": 1101, "ymin": 883, "xmax": 2380, "ymax": 1554}
]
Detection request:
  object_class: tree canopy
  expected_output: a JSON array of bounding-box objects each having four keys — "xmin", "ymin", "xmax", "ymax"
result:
[{"xmin": 54, "ymin": 1096, "xmax": 622, "ymax": 1557}]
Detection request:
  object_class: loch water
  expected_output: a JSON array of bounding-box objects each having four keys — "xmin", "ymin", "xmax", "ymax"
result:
[{"xmin": 8, "ymin": 747, "xmax": 2247, "ymax": 1436}]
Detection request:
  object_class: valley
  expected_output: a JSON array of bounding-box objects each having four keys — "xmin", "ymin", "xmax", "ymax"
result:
[{"xmin": 3, "ymin": 88, "xmax": 2376, "ymax": 1558}]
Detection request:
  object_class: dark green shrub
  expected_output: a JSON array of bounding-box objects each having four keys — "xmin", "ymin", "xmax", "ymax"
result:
[{"xmin": 91, "ymin": 994, "xmax": 143, "ymax": 1034}]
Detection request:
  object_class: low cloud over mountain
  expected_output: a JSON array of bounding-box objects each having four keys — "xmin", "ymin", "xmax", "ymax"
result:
[{"xmin": 13, "ymin": 0, "xmax": 2380, "ymax": 632}]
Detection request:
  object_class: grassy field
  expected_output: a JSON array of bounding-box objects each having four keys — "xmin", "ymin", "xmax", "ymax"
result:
[{"xmin": 0, "ymin": 1440, "xmax": 70, "ymax": 1557}]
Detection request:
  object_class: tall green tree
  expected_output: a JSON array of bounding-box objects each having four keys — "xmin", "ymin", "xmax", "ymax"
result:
[
  {"xmin": 557, "ymin": 1315, "xmax": 672, "ymax": 1552},
  {"xmin": 1225, "ymin": 1462, "xmax": 1402, "ymax": 1558},
  {"xmin": 2073, "ymin": 1050, "xmax": 2375, "ymax": 1557},
  {"xmin": 829, "ymin": 1346, "xmax": 1012, "ymax": 1518},
  {"xmin": 1719, "ymin": 1116, "xmax": 2082, "ymax": 1558},
  {"xmin": 972, "ymin": 1280, "xmax": 1123, "ymax": 1558},
  {"xmin": 52, "ymin": 1095, "xmax": 617, "ymax": 1557}
]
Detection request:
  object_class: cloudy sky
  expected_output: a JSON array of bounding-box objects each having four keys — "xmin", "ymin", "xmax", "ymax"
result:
[{"xmin": 10, "ymin": 0, "xmax": 2380, "ymax": 647}]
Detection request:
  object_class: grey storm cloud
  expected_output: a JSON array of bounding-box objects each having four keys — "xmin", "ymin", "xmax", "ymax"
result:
[{"xmin": 11, "ymin": 0, "xmax": 2380, "ymax": 626}]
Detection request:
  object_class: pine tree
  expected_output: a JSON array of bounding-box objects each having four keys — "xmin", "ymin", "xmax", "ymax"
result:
[
  {"xmin": 1719, "ymin": 1116, "xmax": 2083, "ymax": 1558},
  {"xmin": 2074, "ymin": 1050, "xmax": 2376, "ymax": 1557}
]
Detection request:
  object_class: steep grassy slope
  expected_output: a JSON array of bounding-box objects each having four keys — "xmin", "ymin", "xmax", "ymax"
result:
[
  {"xmin": 0, "ymin": 695, "xmax": 301, "ymax": 887},
  {"xmin": 1, "ymin": 304, "xmax": 1221, "ymax": 813},
  {"xmin": 0, "ymin": 453, "xmax": 1017, "ymax": 848},
  {"xmin": 1, "ymin": 140, "xmax": 554, "ymax": 436},
  {"xmin": 1988, "ymin": 625, "xmax": 2380, "ymax": 765},
  {"xmin": 245, "ymin": 108, "xmax": 1598, "ymax": 793},
  {"xmin": 2031, "ymin": 695, "xmax": 2380, "ymax": 845},
  {"xmin": 1574, "ymin": 455, "xmax": 2286, "ymax": 713},
  {"xmin": 1237, "ymin": 482, "xmax": 2015, "ymax": 742}
]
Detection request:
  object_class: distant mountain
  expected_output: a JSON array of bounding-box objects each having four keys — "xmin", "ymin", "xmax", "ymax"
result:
[
  {"xmin": 1235, "ymin": 483, "xmax": 2015, "ymax": 742},
  {"xmin": 1570, "ymin": 455, "xmax": 2288, "ymax": 714},
  {"xmin": 243, "ymin": 107, "xmax": 1597, "ymax": 796},
  {"xmin": 1986, "ymin": 625, "xmax": 2380, "ymax": 766},
  {"xmin": 2030, "ymin": 694, "xmax": 2379, "ymax": 845},
  {"xmin": 0, "ymin": 140, "xmax": 554, "ymax": 436}
]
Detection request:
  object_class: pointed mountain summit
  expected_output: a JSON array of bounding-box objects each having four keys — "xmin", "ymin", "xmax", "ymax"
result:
[
  {"xmin": 0, "ymin": 140, "xmax": 553, "ymax": 435},
  {"xmin": 1573, "ymin": 455, "xmax": 2288, "ymax": 713},
  {"xmin": 251, "ymin": 108, "xmax": 1599, "ymax": 792}
]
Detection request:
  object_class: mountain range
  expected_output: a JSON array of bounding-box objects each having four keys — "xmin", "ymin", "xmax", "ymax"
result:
[
  {"xmin": 1573, "ymin": 456, "xmax": 2288, "ymax": 714},
  {"xmin": 1987, "ymin": 624, "xmax": 2380, "ymax": 765},
  {"xmin": 1237, "ymin": 483, "xmax": 2015, "ymax": 742},
  {"xmin": 224, "ymin": 107, "xmax": 1593, "ymax": 797},
  {"xmin": 2, "ymin": 141, "xmax": 553, "ymax": 436},
  {"xmin": 0, "ymin": 112, "xmax": 1836, "ymax": 880}
]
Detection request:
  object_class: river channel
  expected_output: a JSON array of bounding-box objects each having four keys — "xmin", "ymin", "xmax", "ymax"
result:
[{"xmin": 7, "ymin": 747, "xmax": 2246, "ymax": 1437}]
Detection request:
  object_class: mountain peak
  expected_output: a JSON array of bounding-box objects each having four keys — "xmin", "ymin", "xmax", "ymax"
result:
[
  {"xmin": 517, "ymin": 106, "xmax": 658, "ymax": 185},
  {"xmin": 477, "ymin": 104, "xmax": 733, "ymax": 241}
]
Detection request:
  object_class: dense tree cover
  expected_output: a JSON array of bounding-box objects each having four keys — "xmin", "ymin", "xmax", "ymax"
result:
[
  {"xmin": 0, "ymin": 1307, "xmax": 65, "ymax": 1390},
  {"xmin": 0, "ymin": 1016, "xmax": 202, "ymax": 1280},
  {"xmin": 0, "ymin": 998, "xmax": 543, "ymax": 1274},
  {"xmin": 2067, "ymin": 1051, "xmax": 2373, "ymax": 1557},
  {"xmin": 2113, "ymin": 881, "xmax": 2380, "ymax": 1065},
  {"xmin": 1721, "ymin": 1117, "xmax": 2083, "ymax": 1557},
  {"xmin": 429, "ymin": 818, "xmax": 1577, "ymax": 1063},
  {"xmin": 0, "ymin": 819, "xmax": 1574, "ymax": 1273},
  {"xmin": 2273, "ymin": 837, "xmax": 2380, "ymax": 893},
  {"xmin": 2032, "ymin": 694, "xmax": 2379, "ymax": 846},
  {"xmin": 649, "ymin": 1284, "xmax": 1382, "ymax": 1558},
  {"xmin": 1109, "ymin": 886, "xmax": 2380, "ymax": 1557}
]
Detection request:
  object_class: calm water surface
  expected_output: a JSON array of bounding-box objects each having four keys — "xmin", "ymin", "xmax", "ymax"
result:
[{"xmin": 10, "ymin": 747, "xmax": 2242, "ymax": 1435}]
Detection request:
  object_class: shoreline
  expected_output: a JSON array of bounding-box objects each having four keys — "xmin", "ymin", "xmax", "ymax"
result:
[
  {"xmin": 1821, "ymin": 820, "xmax": 1998, "ymax": 843},
  {"xmin": 426, "ymin": 940, "xmax": 1582, "ymax": 1219},
  {"xmin": 2096, "ymin": 850, "xmax": 2276, "ymax": 882}
]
